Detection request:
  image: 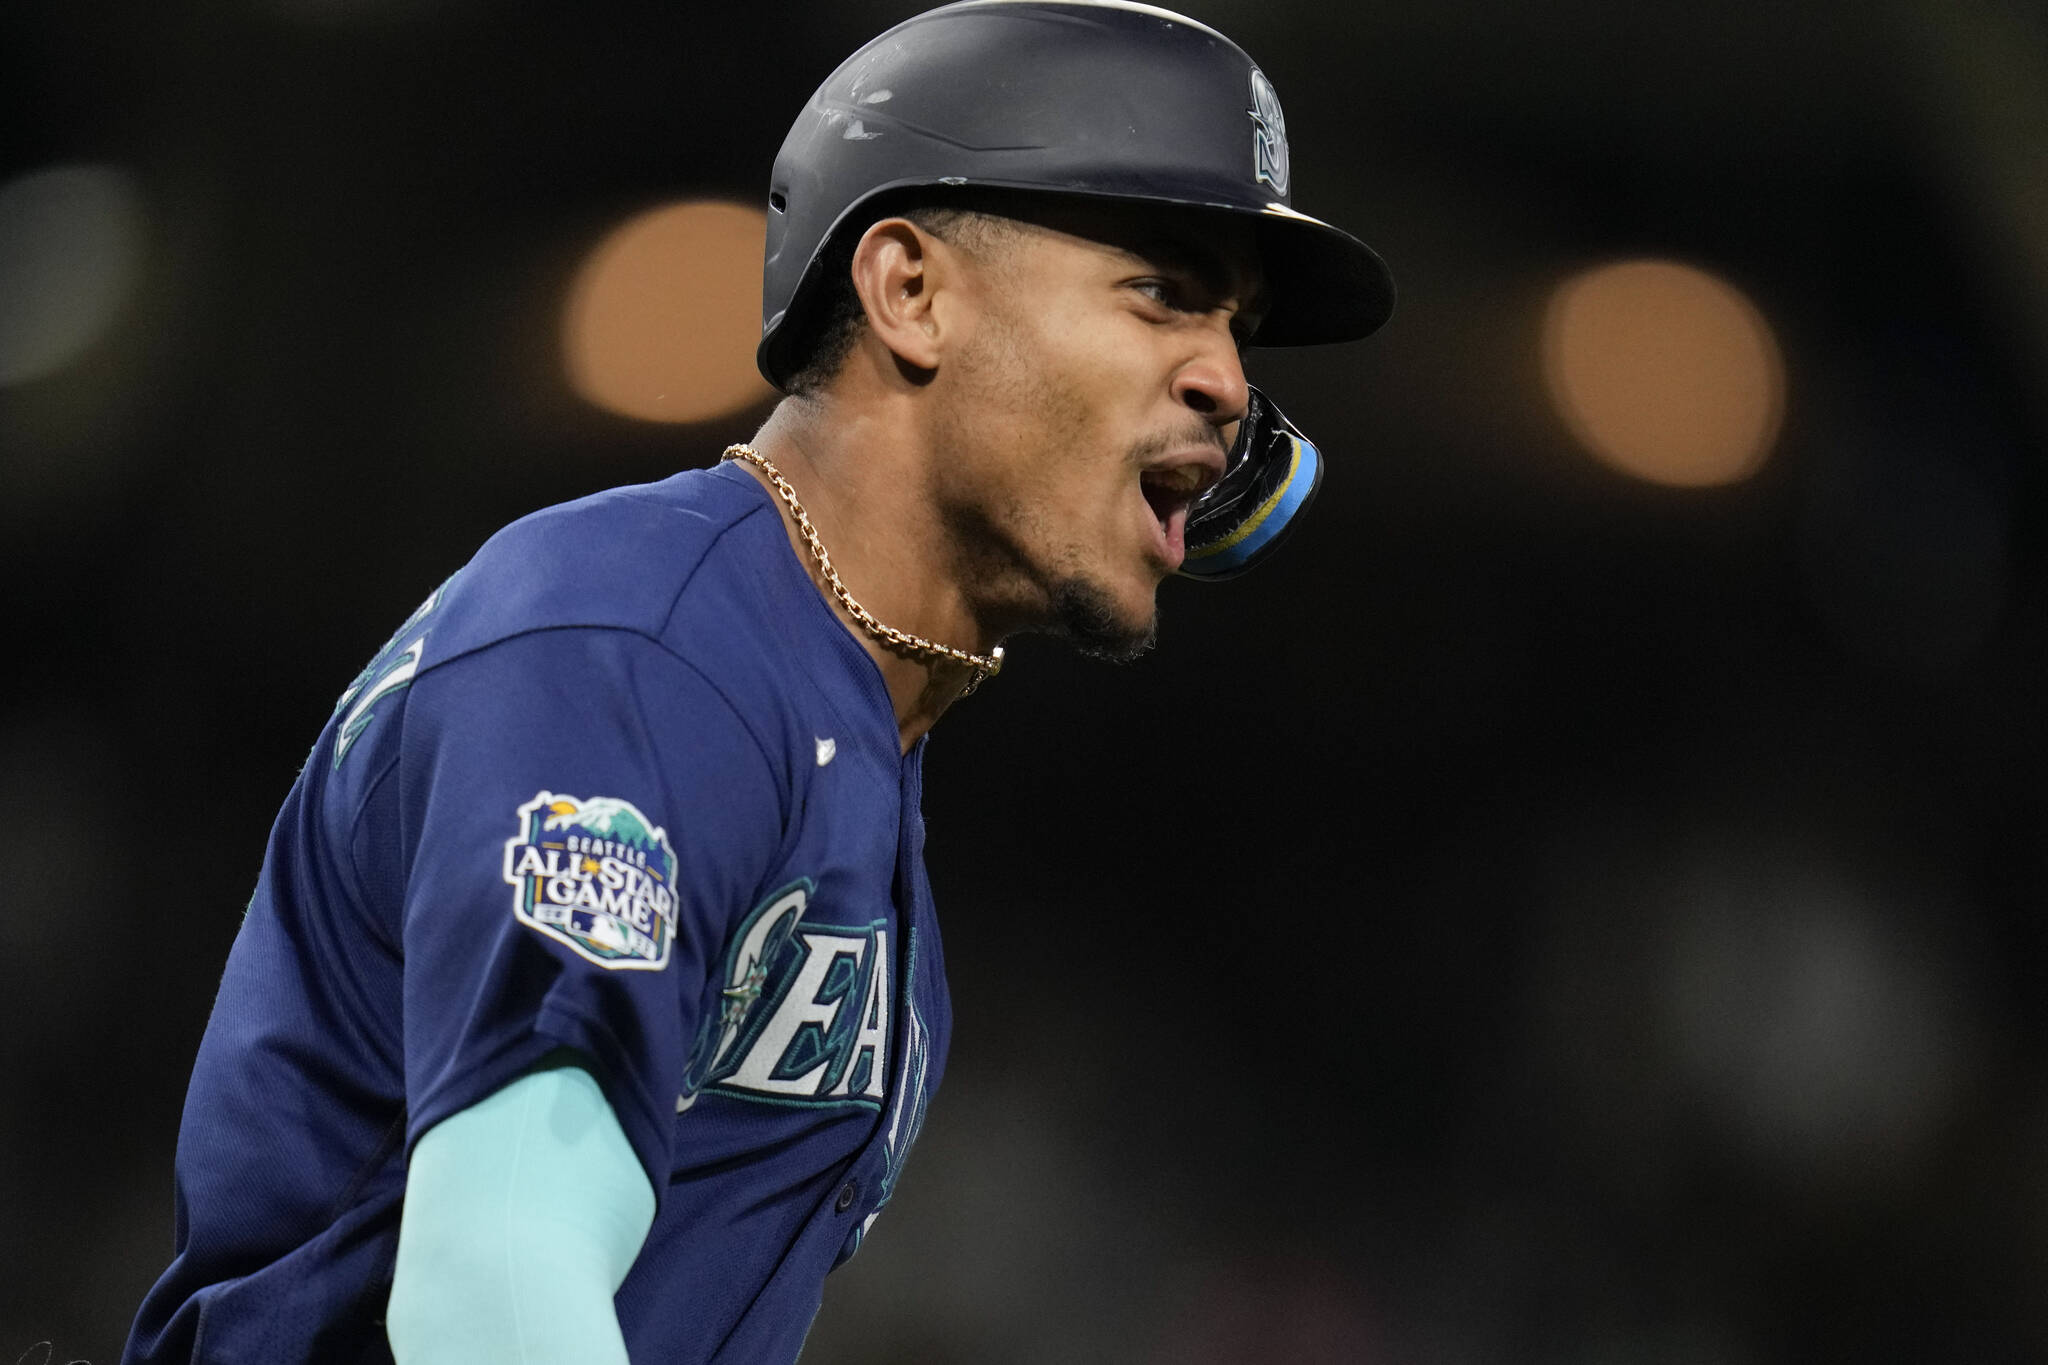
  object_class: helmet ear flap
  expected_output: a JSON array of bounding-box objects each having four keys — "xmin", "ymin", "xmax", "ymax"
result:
[{"xmin": 1177, "ymin": 386, "xmax": 1325, "ymax": 580}]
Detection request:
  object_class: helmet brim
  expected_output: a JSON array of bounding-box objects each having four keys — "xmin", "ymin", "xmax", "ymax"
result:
[
  {"xmin": 1245, "ymin": 203, "xmax": 1396, "ymax": 346},
  {"xmin": 895, "ymin": 181, "xmax": 1397, "ymax": 346}
]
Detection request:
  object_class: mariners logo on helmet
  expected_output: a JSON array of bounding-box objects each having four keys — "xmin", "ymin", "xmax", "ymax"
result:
[{"xmin": 1249, "ymin": 68, "xmax": 1289, "ymax": 196}]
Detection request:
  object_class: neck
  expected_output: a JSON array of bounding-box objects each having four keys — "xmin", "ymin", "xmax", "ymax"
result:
[{"xmin": 734, "ymin": 396, "xmax": 997, "ymax": 753}]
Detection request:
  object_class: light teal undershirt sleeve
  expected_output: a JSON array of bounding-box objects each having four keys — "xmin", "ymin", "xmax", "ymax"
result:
[{"xmin": 386, "ymin": 1051, "xmax": 658, "ymax": 1365}]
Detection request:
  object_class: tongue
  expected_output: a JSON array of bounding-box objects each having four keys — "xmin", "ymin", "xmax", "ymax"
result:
[
  {"xmin": 1141, "ymin": 478, "xmax": 1180, "ymax": 524},
  {"xmin": 1139, "ymin": 475, "xmax": 1191, "ymax": 562},
  {"xmin": 1159, "ymin": 501, "xmax": 1186, "ymax": 559}
]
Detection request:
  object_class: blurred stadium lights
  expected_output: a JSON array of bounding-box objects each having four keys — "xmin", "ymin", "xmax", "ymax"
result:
[
  {"xmin": 1541, "ymin": 259, "xmax": 1785, "ymax": 488},
  {"xmin": 0, "ymin": 164, "xmax": 147, "ymax": 388},
  {"xmin": 563, "ymin": 199, "xmax": 773, "ymax": 426},
  {"xmin": 1662, "ymin": 847, "xmax": 1970, "ymax": 1187}
]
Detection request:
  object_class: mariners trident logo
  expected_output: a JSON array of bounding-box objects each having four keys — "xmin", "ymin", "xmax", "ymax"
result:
[
  {"xmin": 1249, "ymin": 67, "xmax": 1289, "ymax": 197},
  {"xmin": 504, "ymin": 791, "xmax": 680, "ymax": 970}
]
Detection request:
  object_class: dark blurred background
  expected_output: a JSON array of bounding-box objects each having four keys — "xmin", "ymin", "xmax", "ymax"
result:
[{"xmin": 4, "ymin": 0, "xmax": 2045, "ymax": 1360}]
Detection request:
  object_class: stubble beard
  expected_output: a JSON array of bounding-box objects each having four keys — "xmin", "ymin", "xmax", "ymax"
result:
[
  {"xmin": 938, "ymin": 499, "xmax": 1160, "ymax": 664},
  {"xmin": 1049, "ymin": 575, "xmax": 1158, "ymax": 663}
]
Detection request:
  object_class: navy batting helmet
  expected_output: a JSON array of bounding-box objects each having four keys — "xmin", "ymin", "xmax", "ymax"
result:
[{"xmin": 758, "ymin": 0, "xmax": 1395, "ymax": 578}]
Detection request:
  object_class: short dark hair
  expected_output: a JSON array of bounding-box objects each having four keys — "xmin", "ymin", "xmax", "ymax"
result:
[{"xmin": 780, "ymin": 203, "xmax": 1019, "ymax": 397}]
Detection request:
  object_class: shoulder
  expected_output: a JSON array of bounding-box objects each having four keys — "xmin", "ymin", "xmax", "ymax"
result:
[
  {"xmin": 315, "ymin": 465, "xmax": 821, "ymax": 847},
  {"xmin": 431, "ymin": 465, "xmax": 773, "ymax": 654},
  {"xmin": 394, "ymin": 463, "xmax": 816, "ymax": 767},
  {"xmin": 331, "ymin": 460, "xmax": 872, "ymax": 795}
]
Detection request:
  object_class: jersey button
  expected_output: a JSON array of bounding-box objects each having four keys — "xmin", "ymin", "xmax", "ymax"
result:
[{"xmin": 835, "ymin": 1179, "xmax": 858, "ymax": 1213}]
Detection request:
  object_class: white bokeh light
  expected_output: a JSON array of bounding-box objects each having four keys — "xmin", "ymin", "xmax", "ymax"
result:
[{"xmin": 0, "ymin": 163, "xmax": 147, "ymax": 386}]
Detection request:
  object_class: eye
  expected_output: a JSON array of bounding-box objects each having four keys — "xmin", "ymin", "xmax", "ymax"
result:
[{"xmin": 1130, "ymin": 278, "xmax": 1175, "ymax": 307}]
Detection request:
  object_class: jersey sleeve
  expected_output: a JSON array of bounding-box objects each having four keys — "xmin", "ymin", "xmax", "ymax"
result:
[{"xmin": 389, "ymin": 626, "xmax": 786, "ymax": 1192}]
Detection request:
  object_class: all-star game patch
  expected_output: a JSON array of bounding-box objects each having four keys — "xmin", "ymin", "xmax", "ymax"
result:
[{"xmin": 503, "ymin": 791, "xmax": 680, "ymax": 970}]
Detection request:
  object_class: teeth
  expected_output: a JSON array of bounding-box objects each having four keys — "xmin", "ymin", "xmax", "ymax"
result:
[{"xmin": 1142, "ymin": 466, "xmax": 1202, "ymax": 493}]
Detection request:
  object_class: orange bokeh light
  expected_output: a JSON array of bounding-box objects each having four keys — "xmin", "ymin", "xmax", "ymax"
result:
[
  {"xmin": 565, "ymin": 200, "xmax": 773, "ymax": 424},
  {"xmin": 1541, "ymin": 259, "xmax": 1785, "ymax": 487}
]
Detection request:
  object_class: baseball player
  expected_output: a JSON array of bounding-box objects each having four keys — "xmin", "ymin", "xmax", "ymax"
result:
[{"xmin": 121, "ymin": 3, "xmax": 1392, "ymax": 1361}]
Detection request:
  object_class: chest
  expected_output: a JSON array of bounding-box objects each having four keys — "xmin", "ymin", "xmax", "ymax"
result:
[{"xmin": 670, "ymin": 745, "xmax": 951, "ymax": 1173}]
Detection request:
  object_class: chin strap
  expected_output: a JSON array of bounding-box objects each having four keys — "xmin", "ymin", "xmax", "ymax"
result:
[{"xmin": 1177, "ymin": 385, "xmax": 1325, "ymax": 581}]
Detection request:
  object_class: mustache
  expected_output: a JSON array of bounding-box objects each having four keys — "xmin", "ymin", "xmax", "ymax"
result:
[{"xmin": 1127, "ymin": 419, "xmax": 1228, "ymax": 464}]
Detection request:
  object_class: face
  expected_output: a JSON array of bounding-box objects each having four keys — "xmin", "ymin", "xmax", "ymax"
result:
[{"xmin": 924, "ymin": 203, "xmax": 1266, "ymax": 660}]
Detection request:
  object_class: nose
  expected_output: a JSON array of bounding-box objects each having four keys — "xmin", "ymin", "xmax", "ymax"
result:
[{"xmin": 1171, "ymin": 320, "xmax": 1250, "ymax": 430}]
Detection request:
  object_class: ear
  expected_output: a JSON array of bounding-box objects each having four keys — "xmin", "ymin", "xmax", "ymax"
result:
[{"xmin": 848, "ymin": 218, "xmax": 954, "ymax": 375}]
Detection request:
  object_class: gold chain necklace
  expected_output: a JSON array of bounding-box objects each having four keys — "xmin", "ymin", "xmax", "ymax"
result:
[{"xmin": 723, "ymin": 443, "xmax": 1004, "ymax": 696}]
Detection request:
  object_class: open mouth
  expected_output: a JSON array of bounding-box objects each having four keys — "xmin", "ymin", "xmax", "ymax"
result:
[
  {"xmin": 1138, "ymin": 466, "xmax": 1206, "ymax": 564},
  {"xmin": 1139, "ymin": 468, "xmax": 1198, "ymax": 521}
]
